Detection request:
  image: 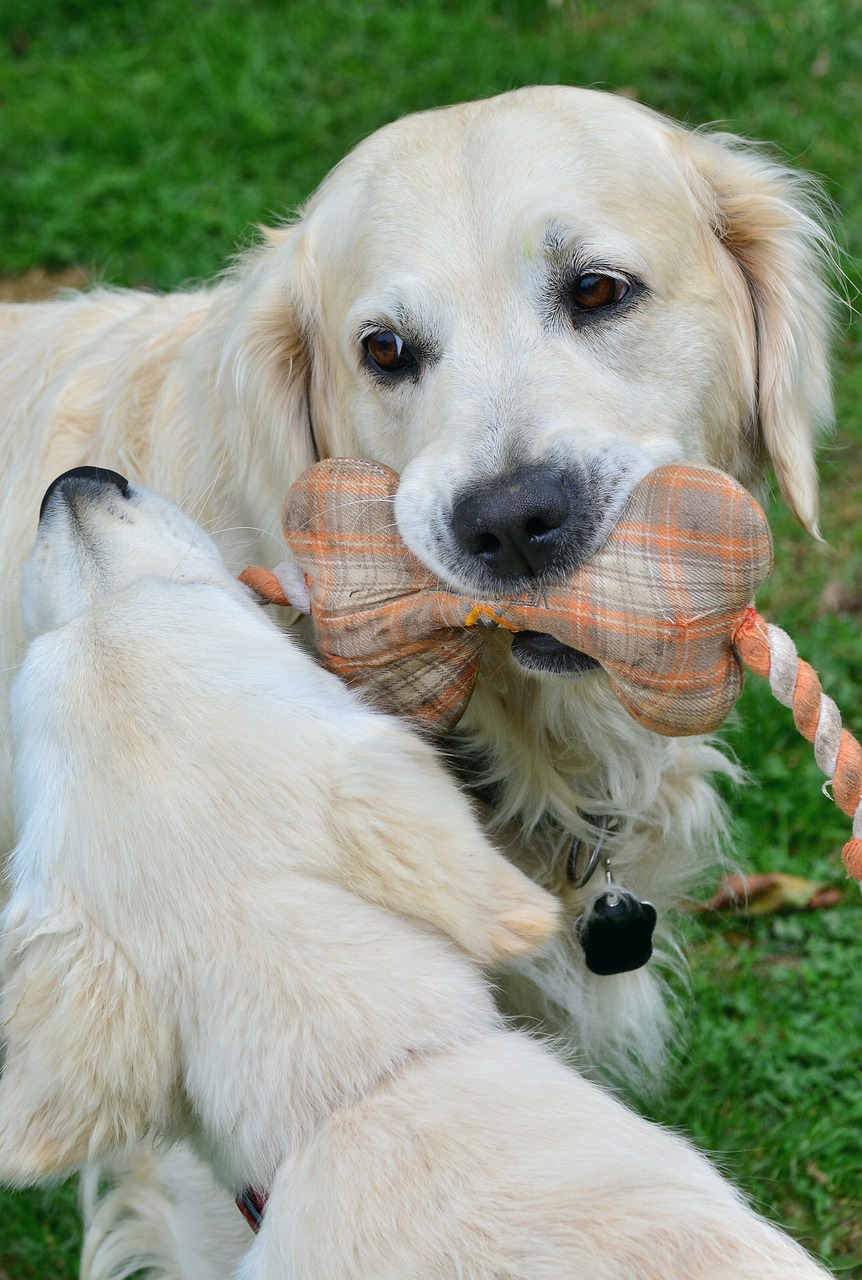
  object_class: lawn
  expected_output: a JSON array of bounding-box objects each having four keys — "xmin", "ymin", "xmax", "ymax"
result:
[{"xmin": 1, "ymin": 0, "xmax": 861, "ymax": 1275}]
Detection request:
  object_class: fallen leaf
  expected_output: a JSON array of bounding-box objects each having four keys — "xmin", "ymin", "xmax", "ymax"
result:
[
  {"xmin": 817, "ymin": 576, "xmax": 862, "ymax": 617},
  {"xmin": 693, "ymin": 871, "xmax": 842, "ymax": 916},
  {"xmin": 806, "ymin": 1160, "xmax": 830, "ymax": 1187},
  {"xmin": 0, "ymin": 265, "xmax": 88, "ymax": 302}
]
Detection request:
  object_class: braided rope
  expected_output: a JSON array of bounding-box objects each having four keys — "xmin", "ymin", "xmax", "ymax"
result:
[{"xmin": 734, "ymin": 608, "xmax": 862, "ymax": 884}]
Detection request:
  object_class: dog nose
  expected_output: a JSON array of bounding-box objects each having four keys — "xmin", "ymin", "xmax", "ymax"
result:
[
  {"xmin": 451, "ymin": 468, "xmax": 581, "ymax": 580},
  {"xmin": 40, "ymin": 467, "xmax": 130, "ymax": 522}
]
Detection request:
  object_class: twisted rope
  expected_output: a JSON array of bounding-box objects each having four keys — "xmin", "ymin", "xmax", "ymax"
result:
[{"xmin": 734, "ymin": 608, "xmax": 862, "ymax": 884}]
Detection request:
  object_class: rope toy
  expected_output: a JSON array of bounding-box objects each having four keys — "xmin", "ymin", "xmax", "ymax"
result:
[
  {"xmin": 734, "ymin": 611, "xmax": 862, "ymax": 881},
  {"xmin": 240, "ymin": 457, "xmax": 862, "ymax": 883}
]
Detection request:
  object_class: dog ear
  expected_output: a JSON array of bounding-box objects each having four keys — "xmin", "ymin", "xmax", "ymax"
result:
[
  {"xmin": 0, "ymin": 912, "xmax": 174, "ymax": 1185},
  {"xmin": 217, "ymin": 224, "xmax": 320, "ymax": 496},
  {"xmin": 679, "ymin": 130, "xmax": 836, "ymax": 535}
]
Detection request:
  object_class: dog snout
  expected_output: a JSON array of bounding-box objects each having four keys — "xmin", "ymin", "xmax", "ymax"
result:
[
  {"xmin": 39, "ymin": 467, "xmax": 130, "ymax": 522},
  {"xmin": 450, "ymin": 468, "xmax": 585, "ymax": 581}
]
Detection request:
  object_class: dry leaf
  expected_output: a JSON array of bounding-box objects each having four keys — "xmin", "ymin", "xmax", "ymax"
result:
[
  {"xmin": 694, "ymin": 872, "xmax": 842, "ymax": 916},
  {"xmin": 0, "ymin": 266, "xmax": 88, "ymax": 303}
]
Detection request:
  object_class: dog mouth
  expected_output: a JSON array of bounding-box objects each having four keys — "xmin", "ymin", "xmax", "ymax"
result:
[{"xmin": 509, "ymin": 631, "xmax": 601, "ymax": 676}]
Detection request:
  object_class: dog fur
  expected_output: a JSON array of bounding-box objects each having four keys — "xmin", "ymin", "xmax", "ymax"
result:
[
  {"xmin": 0, "ymin": 86, "xmax": 834, "ymax": 1275},
  {"xmin": 0, "ymin": 472, "xmax": 830, "ymax": 1278}
]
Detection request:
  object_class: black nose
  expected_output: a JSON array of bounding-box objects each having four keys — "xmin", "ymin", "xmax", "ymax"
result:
[
  {"xmin": 451, "ymin": 468, "xmax": 584, "ymax": 581},
  {"xmin": 40, "ymin": 467, "xmax": 130, "ymax": 522}
]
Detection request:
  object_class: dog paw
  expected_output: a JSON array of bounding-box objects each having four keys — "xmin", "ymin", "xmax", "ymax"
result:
[{"xmin": 466, "ymin": 869, "xmax": 561, "ymax": 964}]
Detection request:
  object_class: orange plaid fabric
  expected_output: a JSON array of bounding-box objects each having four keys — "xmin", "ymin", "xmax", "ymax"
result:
[{"xmin": 250, "ymin": 458, "xmax": 773, "ymax": 737}]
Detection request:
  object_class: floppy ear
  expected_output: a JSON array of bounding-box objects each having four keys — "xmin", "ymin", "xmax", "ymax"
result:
[
  {"xmin": 679, "ymin": 130, "xmax": 836, "ymax": 534},
  {"xmin": 0, "ymin": 910, "xmax": 174, "ymax": 1185},
  {"xmin": 216, "ymin": 224, "xmax": 320, "ymax": 498}
]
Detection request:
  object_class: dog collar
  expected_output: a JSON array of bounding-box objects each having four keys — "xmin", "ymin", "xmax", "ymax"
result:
[{"xmin": 236, "ymin": 1187, "xmax": 268, "ymax": 1232}]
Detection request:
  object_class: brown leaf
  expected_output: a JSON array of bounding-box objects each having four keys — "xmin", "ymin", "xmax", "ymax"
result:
[
  {"xmin": 695, "ymin": 871, "xmax": 841, "ymax": 916},
  {"xmin": 817, "ymin": 576, "xmax": 862, "ymax": 618},
  {"xmin": 0, "ymin": 266, "xmax": 88, "ymax": 303},
  {"xmin": 806, "ymin": 1160, "xmax": 830, "ymax": 1187}
]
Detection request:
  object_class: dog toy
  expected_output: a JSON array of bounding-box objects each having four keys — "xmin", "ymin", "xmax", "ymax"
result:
[{"xmin": 240, "ymin": 458, "xmax": 862, "ymax": 883}]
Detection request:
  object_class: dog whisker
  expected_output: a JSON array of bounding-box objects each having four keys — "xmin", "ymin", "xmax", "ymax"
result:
[{"xmin": 210, "ymin": 524, "xmax": 285, "ymax": 548}]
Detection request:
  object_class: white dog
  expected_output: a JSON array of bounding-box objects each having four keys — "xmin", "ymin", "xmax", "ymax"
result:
[
  {"xmin": 0, "ymin": 469, "xmax": 830, "ymax": 1280},
  {"xmin": 0, "ymin": 86, "xmax": 834, "ymax": 1274}
]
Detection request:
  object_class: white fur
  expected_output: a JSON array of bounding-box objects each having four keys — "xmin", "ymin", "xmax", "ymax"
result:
[
  {"xmin": 0, "ymin": 479, "xmax": 828, "ymax": 1278},
  {"xmin": 0, "ymin": 86, "xmax": 834, "ymax": 1276}
]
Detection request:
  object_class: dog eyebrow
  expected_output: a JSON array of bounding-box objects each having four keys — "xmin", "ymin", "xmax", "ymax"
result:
[
  {"xmin": 540, "ymin": 221, "xmax": 650, "ymax": 282},
  {"xmin": 354, "ymin": 298, "xmax": 444, "ymax": 363}
]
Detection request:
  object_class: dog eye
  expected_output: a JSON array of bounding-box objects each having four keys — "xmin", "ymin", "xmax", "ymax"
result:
[
  {"xmin": 570, "ymin": 273, "xmax": 629, "ymax": 311},
  {"xmin": 363, "ymin": 330, "xmax": 417, "ymax": 373}
]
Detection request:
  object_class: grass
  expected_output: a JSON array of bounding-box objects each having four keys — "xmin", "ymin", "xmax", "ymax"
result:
[{"xmin": 1, "ymin": 0, "xmax": 861, "ymax": 1274}]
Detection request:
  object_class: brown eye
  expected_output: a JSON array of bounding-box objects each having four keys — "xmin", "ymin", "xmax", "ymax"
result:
[
  {"xmin": 571, "ymin": 273, "xmax": 628, "ymax": 310},
  {"xmin": 364, "ymin": 329, "xmax": 416, "ymax": 372}
]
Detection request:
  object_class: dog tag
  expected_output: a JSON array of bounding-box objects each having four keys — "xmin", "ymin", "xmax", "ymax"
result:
[{"xmin": 578, "ymin": 890, "xmax": 657, "ymax": 976}]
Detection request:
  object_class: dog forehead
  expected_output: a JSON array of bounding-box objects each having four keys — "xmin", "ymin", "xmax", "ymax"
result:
[
  {"xmin": 335, "ymin": 85, "xmax": 680, "ymax": 180},
  {"xmin": 307, "ymin": 88, "xmax": 708, "ymax": 293}
]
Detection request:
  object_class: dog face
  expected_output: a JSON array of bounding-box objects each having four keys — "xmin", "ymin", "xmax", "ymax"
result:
[
  {"xmin": 23, "ymin": 465, "xmax": 242, "ymax": 639},
  {"xmin": 309, "ymin": 94, "xmax": 756, "ymax": 586},
  {"xmin": 226, "ymin": 86, "xmax": 831, "ymax": 674}
]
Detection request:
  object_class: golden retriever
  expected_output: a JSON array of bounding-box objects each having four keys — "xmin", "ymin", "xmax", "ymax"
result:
[
  {"xmin": 0, "ymin": 86, "xmax": 834, "ymax": 1275},
  {"xmin": 0, "ymin": 468, "xmax": 830, "ymax": 1279}
]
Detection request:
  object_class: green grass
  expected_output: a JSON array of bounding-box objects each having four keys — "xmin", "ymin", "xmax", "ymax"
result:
[
  {"xmin": 4, "ymin": 0, "xmax": 862, "ymax": 287},
  {"xmin": 2, "ymin": 0, "xmax": 862, "ymax": 1275},
  {"xmin": 0, "ymin": 1181, "xmax": 82, "ymax": 1280}
]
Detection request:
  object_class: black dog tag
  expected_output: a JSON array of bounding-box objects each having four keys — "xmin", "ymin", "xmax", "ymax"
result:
[{"xmin": 578, "ymin": 890, "xmax": 657, "ymax": 976}]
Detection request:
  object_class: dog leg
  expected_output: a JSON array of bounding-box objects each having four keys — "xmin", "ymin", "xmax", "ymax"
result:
[
  {"xmin": 331, "ymin": 722, "xmax": 561, "ymax": 964},
  {"xmin": 0, "ymin": 912, "xmax": 175, "ymax": 1186}
]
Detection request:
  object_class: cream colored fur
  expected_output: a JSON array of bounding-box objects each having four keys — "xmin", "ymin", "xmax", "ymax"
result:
[
  {"xmin": 0, "ymin": 477, "xmax": 829, "ymax": 1277},
  {"xmin": 0, "ymin": 85, "xmax": 834, "ymax": 1276},
  {"xmin": 1, "ymin": 477, "xmax": 557, "ymax": 1163}
]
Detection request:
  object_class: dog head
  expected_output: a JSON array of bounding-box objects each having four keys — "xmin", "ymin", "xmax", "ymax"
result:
[
  {"xmin": 219, "ymin": 85, "xmax": 832, "ymax": 672},
  {"xmin": 24, "ymin": 465, "xmax": 248, "ymax": 639}
]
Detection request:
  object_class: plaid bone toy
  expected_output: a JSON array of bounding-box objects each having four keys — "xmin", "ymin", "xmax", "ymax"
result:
[{"xmin": 240, "ymin": 457, "xmax": 862, "ymax": 883}]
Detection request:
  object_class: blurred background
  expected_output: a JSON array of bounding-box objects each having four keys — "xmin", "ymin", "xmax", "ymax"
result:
[{"xmin": 1, "ymin": 1, "xmax": 861, "ymax": 1274}]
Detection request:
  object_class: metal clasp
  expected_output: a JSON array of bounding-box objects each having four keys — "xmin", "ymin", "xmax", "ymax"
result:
[{"xmin": 566, "ymin": 814, "xmax": 620, "ymax": 889}]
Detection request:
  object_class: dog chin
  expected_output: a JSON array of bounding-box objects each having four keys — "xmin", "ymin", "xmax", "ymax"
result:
[{"xmin": 509, "ymin": 631, "xmax": 601, "ymax": 677}]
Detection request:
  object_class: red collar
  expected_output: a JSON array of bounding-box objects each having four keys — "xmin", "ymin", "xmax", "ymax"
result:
[{"xmin": 236, "ymin": 1187, "xmax": 268, "ymax": 1232}]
